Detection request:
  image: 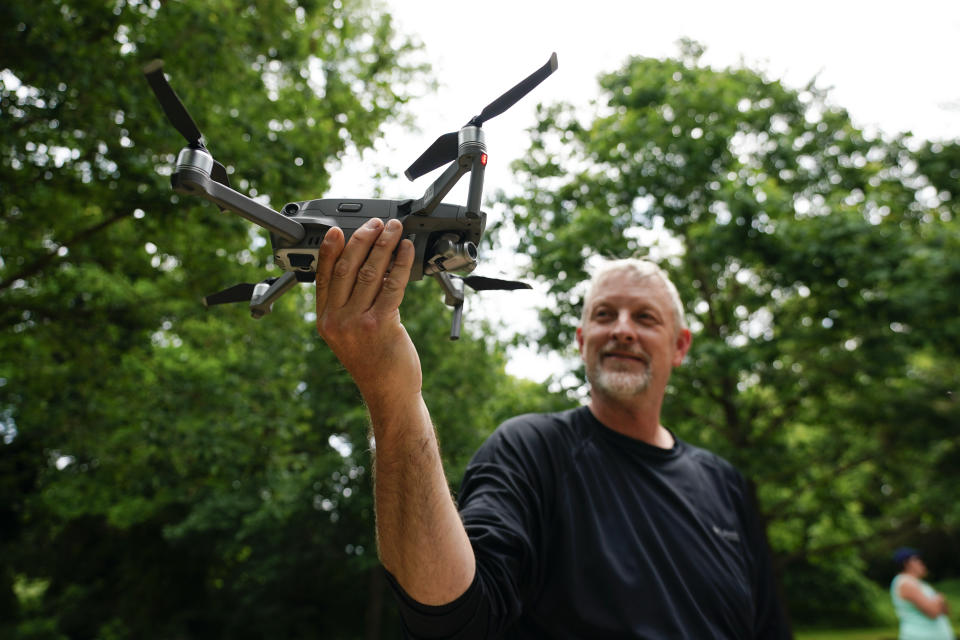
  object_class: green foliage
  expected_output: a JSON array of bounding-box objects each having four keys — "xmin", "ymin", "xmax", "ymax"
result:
[
  {"xmin": 0, "ymin": 1, "xmax": 567, "ymax": 638},
  {"xmin": 938, "ymin": 579, "xmax": 960, "ymax": 629},
  {"xmin": 783, "ymin": 551, "xmax": 897, "ymax": 627},
  {"xmin": 794, "ymin": 578, "xmax": 960, "ymax": 638},
  {"xmin": 504, "ymin": 40, "xmax": 960, "ymax": 625}
]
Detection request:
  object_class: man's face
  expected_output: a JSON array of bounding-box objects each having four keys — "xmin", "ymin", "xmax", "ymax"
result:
[{"xmin": 576, "ymin": 270, "xmax": 691, "ymax": 403}]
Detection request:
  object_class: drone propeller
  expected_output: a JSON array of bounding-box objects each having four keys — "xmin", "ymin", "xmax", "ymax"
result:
[
  {"xmin": 143, "ymin": 59, "xmax": 230, "ymax": 188},
  {"xmin": 470, "ymin": 52, "xmax": 558, "ymax": 127},
  {"xmin": 404, "ymin": 132, "xmax": 459, "ymax": 182},
  {"xmin": 202, "ymin": 282, "xmax": 258, "ymax": 307},
  {"xmin": 461, "ymin": 275, "xmax": 532, "ymax": 292},
  {"xmin": 405, "ymin": 52, "xmax": 558, "ymax": 181}
]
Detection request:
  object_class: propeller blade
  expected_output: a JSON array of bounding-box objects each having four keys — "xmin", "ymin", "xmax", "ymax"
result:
[
  {"xmin": 472, "ymin": 52, "xmax": 558, "ymax": 126},
  {"xmin": 462, "ymin": 275, "xmax": 532, "ymax": 291},
  {"xmin": 405, "ymin": 53, "xmax": 557, "ymax": 180},
  {"xmin": 211, "ymin": 159, "xmax": 230, "ymax": 188},
  {"xmin": 404, "ymin": 131, "xmax": 459, "ymax": 181},
  {"xmin": 143, "ymin": 59, "xmax": 205, "ymax": 148},
  {"xmin": 202, "ymin": 282, "xmax": 257, "ymax": 307}
]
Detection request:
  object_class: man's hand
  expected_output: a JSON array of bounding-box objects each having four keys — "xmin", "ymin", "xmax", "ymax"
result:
[{"xmin": 315, "ymin": 218, "xmax": 421, "ymax": 409}]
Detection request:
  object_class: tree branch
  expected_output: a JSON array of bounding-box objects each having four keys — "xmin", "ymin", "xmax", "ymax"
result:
[
  {"xmin": 764, "ymin": 450, "xmax": 883, "ymax": 520},
  {"xmin": 780, "ymin": 514, "xmax": 924, "ymax": 567},
  {"xmin": 0, "ymin": 209, "xmax": 130, "ymax": 293}
]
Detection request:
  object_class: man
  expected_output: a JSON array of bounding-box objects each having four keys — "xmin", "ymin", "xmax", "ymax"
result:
[
  {"xmin": 891, "ymin": 547, "xmax": 954, "ymax": 640},
  {"xmin": 315, "ymin": 218, "xmax": 791, "ymax": 638}
]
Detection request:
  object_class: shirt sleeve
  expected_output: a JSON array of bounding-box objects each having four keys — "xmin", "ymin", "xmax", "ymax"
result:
[{"xmin": 385, "ymin": 569, "xmax": 491, "ymax": 639}]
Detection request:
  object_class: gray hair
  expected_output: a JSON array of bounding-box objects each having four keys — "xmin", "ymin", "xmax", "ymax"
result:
[{"xmin": 580, "ymin": 258, "xmax": 687, "ymax": 333}]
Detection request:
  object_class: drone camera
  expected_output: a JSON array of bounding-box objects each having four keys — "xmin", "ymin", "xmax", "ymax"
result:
[{"xmin": 424, "ymin": 233, "xmax": 478, "ymax": 275}]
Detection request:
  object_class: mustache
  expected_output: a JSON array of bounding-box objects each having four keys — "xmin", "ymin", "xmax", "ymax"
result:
[{"xmin": 600, "ymin": 345, "xmax": 650, "ymax": 361}]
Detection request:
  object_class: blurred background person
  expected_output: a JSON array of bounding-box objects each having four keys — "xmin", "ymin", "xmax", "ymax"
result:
[{"xmin": 891, "ymin": 547, "xmax": 954, "ymax": 640}]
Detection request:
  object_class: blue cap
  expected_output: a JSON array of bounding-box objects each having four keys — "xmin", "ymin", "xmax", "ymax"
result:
[{"xmin": 893, "ymin": 547, "xmax": 920, "ymax": 566}]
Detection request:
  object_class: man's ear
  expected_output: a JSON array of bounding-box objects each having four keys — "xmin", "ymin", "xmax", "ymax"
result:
[
  {"xmin": 672, "ymin": 328, "xmax": 692, "ymax": 367},
  {"xmin": 576, "ymin": 326, "xmax": 584, "ymax": 356}
]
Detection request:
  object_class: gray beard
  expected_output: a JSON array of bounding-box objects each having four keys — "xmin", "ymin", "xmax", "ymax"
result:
[{"xmin": 586, "ymin": 357, "xmax": 653, "ymax": 400}]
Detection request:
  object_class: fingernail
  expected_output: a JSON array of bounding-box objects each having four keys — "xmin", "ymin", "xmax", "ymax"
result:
[
  {"xmin": 365, "ymin": 218, "xmax": 383, "ymax": 229},
  {"xmin": 386, "ymin": 218, "xmax": 402, "ymax": 231}
]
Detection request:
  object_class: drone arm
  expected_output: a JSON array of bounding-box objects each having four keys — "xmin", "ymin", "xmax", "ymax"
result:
[
  {"xmin": 250, "ymin": 271, "xmax": 299, "ymax": 319},
  {"xmin": 406, "ymin": 161, "xmax": 470, "ymax": 216},
  {"xmin": 406, "ymin": 126, "xmax": 487, "ymax": 217},
  {"xmin": 172, "ymin": 164, "xmax": 305, "ymax": 244}
]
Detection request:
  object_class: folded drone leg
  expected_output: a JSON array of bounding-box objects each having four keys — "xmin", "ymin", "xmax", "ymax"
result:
[
  {"xmin": 249, "ymin": 271, "xmax": 299, "ymax": 319},
  {"xmin": 433, "ymin": 272, "xmax": 465, "ymax": 341},
  {"xmin": 465, "ymin": 151, "xmax": 486, "ymax": 219},
  {"xmin": 450, "ymin": 303, "xmax": 463, "ymax": 341}
]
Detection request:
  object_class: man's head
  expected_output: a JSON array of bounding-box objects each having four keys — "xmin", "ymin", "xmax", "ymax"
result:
[
  {"xmin": 580, "ymin": 260, "xmax": 687, "ymax": 333},
  {"xmin": 576, "ymin": 259, "xmax": 691, "ymax": 403}
]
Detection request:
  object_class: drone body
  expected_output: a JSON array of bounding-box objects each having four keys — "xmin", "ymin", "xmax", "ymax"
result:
[
  {"xmin": 145, "ymin": 54, "xmax": 557, "ymax": 338},
  {"xmin": 271, "ymin": 198, "xmax": 484, "ymax": 283}
]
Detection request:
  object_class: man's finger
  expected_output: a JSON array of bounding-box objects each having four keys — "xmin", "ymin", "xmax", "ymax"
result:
[
  {"xmin": 316, "ymin": 226, "xmax": 345, "ymax": 320},
  {"xmin": 373, "ymin": 236, "xmax": 415, "ymax": 317},
  {"xmin": 348, "ymin": 218, "xmax": 406, "ymax": 311},
  {"xmin": 325, "ymin": 218, "xmax": 384, "ymax": 309}
]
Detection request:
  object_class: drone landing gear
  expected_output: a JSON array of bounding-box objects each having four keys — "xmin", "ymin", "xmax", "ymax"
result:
[
  {"xmin": 433, "ymin": 271, "xmax": 534, "ymax": 340},
  {"xmin": 434, "ymin": 272, "xmax": 465, "ymax": 340},
  {"xmin": 203, "ymin": 271, "xmax": 299, "ymax": 319}
]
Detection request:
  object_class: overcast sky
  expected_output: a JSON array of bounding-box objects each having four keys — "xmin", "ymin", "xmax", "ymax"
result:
[{"xmin": 329, "ymin": 0, "xmax": 960, "ymax": 381}]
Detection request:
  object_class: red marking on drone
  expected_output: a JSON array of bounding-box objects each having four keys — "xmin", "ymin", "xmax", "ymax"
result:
[{"xmin": 481, "ymin": 153, "xmax": 488, "ymax": 166}]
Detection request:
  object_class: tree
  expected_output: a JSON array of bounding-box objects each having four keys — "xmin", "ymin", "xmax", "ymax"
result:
[
  {"xmin": 503, "ymin": 39, "xmax": 960, "ymax": 625},
  {"xmin": 1, "ymin": 2, "xmax": 574, "ymax": 638}
]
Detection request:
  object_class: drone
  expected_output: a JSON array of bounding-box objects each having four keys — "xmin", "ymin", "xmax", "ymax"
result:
[{"xmin": 143, "ymin": 53, "xmax": 558, "ymax": 339}]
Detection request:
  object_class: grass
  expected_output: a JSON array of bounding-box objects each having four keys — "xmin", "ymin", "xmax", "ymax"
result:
[{"xmin": 795, "ymin": 630, "xmax": 896, "ymax": 640}]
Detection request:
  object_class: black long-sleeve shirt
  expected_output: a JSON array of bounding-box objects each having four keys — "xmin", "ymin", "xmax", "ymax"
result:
[{"xmin": 387, "ymin": 407, "xmax": 791, "ymax": 638}]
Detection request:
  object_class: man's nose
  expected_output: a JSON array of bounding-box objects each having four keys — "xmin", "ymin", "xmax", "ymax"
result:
[{"xmin": 610, "ymin": 311, "xmax": 637, "ymax": 343}]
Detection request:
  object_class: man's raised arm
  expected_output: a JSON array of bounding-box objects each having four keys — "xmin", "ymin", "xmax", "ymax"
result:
[{"xmin": 314, "ymin": 218, "xmax": 476, "ymax": 605}]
